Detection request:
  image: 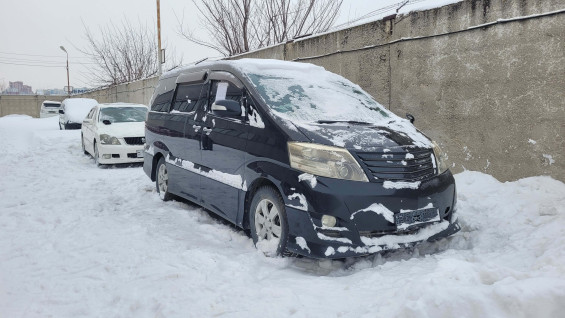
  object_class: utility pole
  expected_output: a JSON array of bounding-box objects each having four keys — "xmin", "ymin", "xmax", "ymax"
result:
[
  {"xmin": 60, "ymin": 46, "xmax": 70, "ymax": 95},
  {"xmin": 156, "ymin": 0, "xmax": 163, "ymax": 76}
]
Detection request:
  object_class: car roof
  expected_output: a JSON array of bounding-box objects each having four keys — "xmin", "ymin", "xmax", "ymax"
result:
[
  {"xmin": 161, "ymin": 58, "xmax": 323, "ymax": 80},
  {"xmin": 42, "ymin": 100, "xmax": 61, "ymax": 104},
  {"xmin": 98, "ymin": 103, "xmax": 148, "ymax": 108}
]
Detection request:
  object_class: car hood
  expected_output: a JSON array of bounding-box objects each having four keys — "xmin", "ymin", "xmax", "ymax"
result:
[
  {"xmin": 98, "ymin": 121, "xmax": 145, "ymax": 137},
  {"xmin": 293, "ymin": 122, "xmax": 432, "ymax": 151}
]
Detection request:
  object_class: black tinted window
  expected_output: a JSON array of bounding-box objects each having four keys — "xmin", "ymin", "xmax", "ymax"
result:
[
  {"xmin": 151, "ymin": 90, "xmax": 174, "ymax": 112},
  {"xmin": 44, "ymin": 103, "xmax": 60, "ymax": 108},
  {"xmin": 172, "ymin": 84, "xmax": 206, "ymax": 113}
]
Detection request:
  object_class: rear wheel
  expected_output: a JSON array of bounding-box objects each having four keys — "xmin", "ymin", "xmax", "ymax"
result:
[
  {"xmin": 249, "ymin": 186, "xmax": 289, "ymax": 257},
  {"xmin": 156, "ymin": 157, "xmax": 172, "ymax": 201}
]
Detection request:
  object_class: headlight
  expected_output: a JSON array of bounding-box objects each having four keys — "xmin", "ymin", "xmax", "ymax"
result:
[
  {"xmin": 288, "ymin": 142, "xmax": 369, "ymax": 182},
  {"xmin": 432, "ymin": 141, "xmax": 449, "ymax": 174},
  {"xmin": 100, "ymin": 134, "xmax": 121, "ymax": 145}
]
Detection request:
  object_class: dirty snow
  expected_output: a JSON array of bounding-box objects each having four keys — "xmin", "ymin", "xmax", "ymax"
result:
[
  {"xmin": 298, "ymin": 173, "xmax": 317, "ymax": 188},
  {"xmin": 350, "ymin": 203, "xmax": 395, "ymax": 223},
  {"xmin": 1, "ymin": 115, "xmax": 565, "ymax": 317}
]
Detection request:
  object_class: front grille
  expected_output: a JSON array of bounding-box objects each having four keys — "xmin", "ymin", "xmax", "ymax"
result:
[
  {"xmin": 124, "ymin": 137, "xmax": 145, "ymax": 145},
  {"xmin": 356, "ymin": 148, "xmax": 435, "ymax": 181}
]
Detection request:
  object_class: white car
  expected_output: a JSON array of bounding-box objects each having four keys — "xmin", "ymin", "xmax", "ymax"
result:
[
  {"xmin": 59, "ymin": 98, "xmax": 98, "ymax": 130},
  {"xmin": 81, "ymin": 103, "xmax": 148, "ymax": 166},
  {"xmin": 39, "ymin": 100, "xmax": 62, "ymax": 118}
]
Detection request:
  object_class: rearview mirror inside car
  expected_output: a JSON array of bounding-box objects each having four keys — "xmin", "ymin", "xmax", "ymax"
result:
[{"xmin": 211, "ymin": 100, "xmax": 241, "ymax": 117}]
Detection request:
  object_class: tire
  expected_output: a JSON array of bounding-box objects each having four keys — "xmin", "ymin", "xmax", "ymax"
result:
[
  {"xmin": 249, "ymin": 186, "xmax": 289, "ymax": 257},
  {"xmin": 81, "ymin": 134, "xmax": 88, "ymax": 155},
  {"xmin": 94, "ymin": 142, "xmax": 101, "ymax": 167},
  {"xmin": 155, "ymin": 157, "xmax": 173, "ymax": 201}
]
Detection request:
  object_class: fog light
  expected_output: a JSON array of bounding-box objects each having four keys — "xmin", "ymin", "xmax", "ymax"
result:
[
  {"xmin": 321, "ymin": 215, "xmax": 337, "ymax": 227},
  {"xmin": 103, "ymin": 154, "xmax": 111, "ymax": 159}
]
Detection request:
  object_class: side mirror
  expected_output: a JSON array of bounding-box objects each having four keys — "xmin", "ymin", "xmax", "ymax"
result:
[
  {"xmin": 211, "ymin": 99, "xmax": 241, "ymax": 117},
  {"xmin": 102, "ymin": 119, "xmax": 112, "ymax": 125},
  {"xmin": 406, "ymin": 113, "xmax": 415, "ymax": 124},
  {"xmin": 59, "ymin": 109, "xmax": 64, "ymax": 114}
]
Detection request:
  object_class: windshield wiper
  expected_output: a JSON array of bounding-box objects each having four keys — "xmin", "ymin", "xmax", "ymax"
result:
[{"xmin": 316, "ymin": 120, "xmax": 372, "ymax": 125}]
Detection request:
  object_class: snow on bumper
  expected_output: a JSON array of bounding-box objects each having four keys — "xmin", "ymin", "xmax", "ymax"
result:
[{"xmin": 285, "ymin": 203, "xmax": 461, "ymax": 259}]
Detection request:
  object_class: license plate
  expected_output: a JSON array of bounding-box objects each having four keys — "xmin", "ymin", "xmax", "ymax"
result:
[
  {"xmin": 136, "ymin": 150, "xmax": 143, "ymax": 158},
  {"xmin": 395, "ymin": 207, "xmax": 440, "ymax": 229}
]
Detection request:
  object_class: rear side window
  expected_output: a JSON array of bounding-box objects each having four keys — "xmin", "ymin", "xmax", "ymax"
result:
[
  {"xmin": 151, "ymin": 90, "xmax": 174, "ymax": 112},
  {"xmin": 172, "ymin": 84, "xmax": 207, "ymax": 113}
]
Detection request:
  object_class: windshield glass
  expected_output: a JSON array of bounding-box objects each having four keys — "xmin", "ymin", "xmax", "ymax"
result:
[
  {"xmin": 99, "ymin": 107, "xmax": 147, "ymax": 123},
  {"xmin": 43, "ymin": 103, "xmax": 60, "ymax": 108},
  {"xmin": 246, "ymin": 69, "xmax": 390, "ymax": 123}
]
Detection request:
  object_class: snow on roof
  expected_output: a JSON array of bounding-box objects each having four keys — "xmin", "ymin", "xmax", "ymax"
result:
[
  {"xmin": 62, "ymin": 98, "xmax": 98, "ymax": 123},
  {"xmin": 98, "ymin": 103, "xmax": 148, "ymax": 108}
]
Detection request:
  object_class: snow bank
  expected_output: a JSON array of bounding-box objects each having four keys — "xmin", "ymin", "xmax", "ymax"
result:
[{"xmin": 1, "ymin": 116, "xmax": 565, "ymax": 318}]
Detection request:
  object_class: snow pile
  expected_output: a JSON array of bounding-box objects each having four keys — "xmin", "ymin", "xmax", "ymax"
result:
[
  {"xmin": 62, "ymin": 98, "xmax": 98, "ymax": 123},
  {"xmin": 1, "ymin": 115, "xmax": 565, "ymax": 317}
]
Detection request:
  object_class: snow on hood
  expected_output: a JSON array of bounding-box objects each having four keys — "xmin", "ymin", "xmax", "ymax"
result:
[
  {"xmin": 232, "ymin": 59, "xmax": 432, "ymax": 148},
  {"xmin": 98, "ymin": 121, "xmax": 145, "ymax": 138},
  {"xmin": 63, "ymin": 98, "xmax": 98, "ymax": 123}
]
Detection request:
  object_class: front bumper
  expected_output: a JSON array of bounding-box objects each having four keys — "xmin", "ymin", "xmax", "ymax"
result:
[
  {"xmin": 279, "ymin": 170, "xmax": 460, "ymax": 259},
  {"xmin": 97, "ymin": 143, "xmax": 144, "ymax": 164}
]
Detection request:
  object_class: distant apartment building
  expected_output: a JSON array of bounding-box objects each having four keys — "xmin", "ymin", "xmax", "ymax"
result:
[{"xmin": 3, "ymin": 81, "xmax": 33, "ymax": 95}]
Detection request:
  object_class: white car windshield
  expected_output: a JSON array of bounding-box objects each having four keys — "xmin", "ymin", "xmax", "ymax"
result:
[
  {"xmin": 245, "ymin": 70, "xmax": 390, "ymax": 124},
  {"xmin": 99, "ymin": 107, "xmax": 147, "ymax": 123}
]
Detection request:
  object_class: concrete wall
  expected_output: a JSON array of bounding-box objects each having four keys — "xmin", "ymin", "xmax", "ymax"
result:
[
  {"xmin": 0, "ymin": 95, "xmax": 66, "ymax": 118},
  {"xmin": 233, "ymin": 0, "xmax": 565, "ymax": 182},
  {"xmin": 3, "ymin": 0, "xmax": 562, "ymax": 182},
  {"xmin": 76, "ymin": 76, "xmax": 158, "ymax": 105}
]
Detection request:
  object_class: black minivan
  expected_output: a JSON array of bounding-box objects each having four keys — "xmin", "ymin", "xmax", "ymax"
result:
[{"xmin": 143, "ymin": 59, "xmax": 460, "ymax": 258}]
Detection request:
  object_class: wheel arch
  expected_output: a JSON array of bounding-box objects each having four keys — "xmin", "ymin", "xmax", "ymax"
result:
[
  {"xmin": 242, "ymin": 177, "xmax": 282, "ymax": 230},
  {"xmin": 151, "ymin": 152, "xmax": 165, "ymax": 182}
]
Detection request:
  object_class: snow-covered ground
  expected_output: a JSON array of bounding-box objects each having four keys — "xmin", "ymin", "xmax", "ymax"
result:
[{"xmin": 1, "ymin": 115, "xmax": 565, "ymax": 317}]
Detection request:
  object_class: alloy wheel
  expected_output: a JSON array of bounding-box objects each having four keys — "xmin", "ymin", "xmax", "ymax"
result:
[{"xmin": 254, "ymin": 199, "xmax": 282, "ymax": 241}]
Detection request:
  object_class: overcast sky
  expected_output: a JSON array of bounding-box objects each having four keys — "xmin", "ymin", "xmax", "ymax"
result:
[{"xmin": 0, "ymin": 0, "xmax": 403, "ymax": 91}]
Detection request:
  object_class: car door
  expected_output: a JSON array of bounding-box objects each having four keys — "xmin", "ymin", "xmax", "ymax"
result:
[
  {"xmin": 169, "ymin": 80, "xmax": 209, "ymax": 202},
  {"xmin": 198, "ymin": 72, "xmax": 248, "ymax": 222},
  {"xmin": 82, "ymin": 106, "xmax": 97, "ymax": 154}
]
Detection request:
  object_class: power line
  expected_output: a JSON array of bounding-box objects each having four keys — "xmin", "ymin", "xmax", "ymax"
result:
[
  {"xmin": 0, "ymin": 51, "xmax": 92, "ymax": 60},
  {"xmin": 0, "ymin": 61, "xmax": 65, "ymax": 68}
]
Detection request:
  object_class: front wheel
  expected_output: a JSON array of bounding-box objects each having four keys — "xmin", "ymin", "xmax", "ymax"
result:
[
  {"xmin": 94, "ymin": 142, "xmax": 101, "ymax": 167},
  {"xmin": 249, "ymin": 186, "xmax": 289, "ymax": 257},
  {"xmin": 156, "ymin": 157, "xmax": 173, "ymax": 201},
  {"xmin": 81, "ymin": 134, "xmax": 88, "ymax": 155}
]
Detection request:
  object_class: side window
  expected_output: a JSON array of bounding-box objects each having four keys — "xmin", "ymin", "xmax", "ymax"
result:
[
  {"xmin": 150, "ymin": 89, "xmax": 174, "ymax": 112},
  {"xmin": 172, "ymin": 83, "xmax": 206, "ymax": 113},
  {"xmin": 208, "ymin": 81, "xmax": 244, "ymax": 116}
]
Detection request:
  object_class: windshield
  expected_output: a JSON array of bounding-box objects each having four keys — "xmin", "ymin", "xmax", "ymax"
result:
[
  {"xmin": 43, "ymin": 103, "xmax": 60, "ymax": 108},
  {"xmin": 99, "ymin": 107, "xmax": 147, "ymax": 123},
  {"xmin": 246, "ymin": 70, "xmax": 390, "ymax": 123}
]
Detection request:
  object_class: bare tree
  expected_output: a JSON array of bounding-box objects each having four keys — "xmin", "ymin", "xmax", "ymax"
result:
[
  {"xmin": 81, "ymin": 19, "xmax": 182, "ymax": 86},
  {"xmin": 178, "ymin": 0, "xmax": 342, "ymax": 56}
]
